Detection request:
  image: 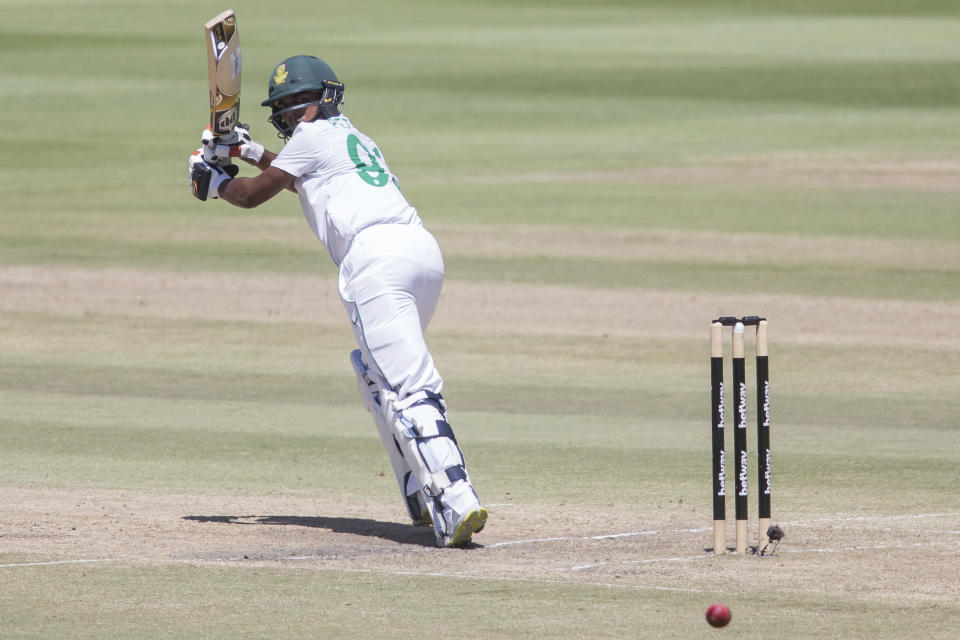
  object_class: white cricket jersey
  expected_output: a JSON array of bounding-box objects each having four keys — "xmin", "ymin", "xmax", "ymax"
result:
[{"xmin": 270, "ymin": 115, "xmax": 422, "ymax": 266}]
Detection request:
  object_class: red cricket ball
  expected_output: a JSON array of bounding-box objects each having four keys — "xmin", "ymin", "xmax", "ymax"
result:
[{"xmin": 705, "ymin": 603, "xmax": 731, "ymax": 628}]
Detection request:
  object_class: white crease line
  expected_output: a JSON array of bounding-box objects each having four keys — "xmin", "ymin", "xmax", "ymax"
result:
[
  {"xmin": 196, "ymin": 540, "xmax": 956, "ymax": 580},
  {"xmin": 486, "ymin": 536, "xmax": 571, "ymax": 548},
  {"xmin": 0, "ymin": 558, "xmax": 116, "ymax": 568},
  {"xmin": 592, "ymin": 531, "xmax": 657, "ymax": 540},
  {"xmin": 783, "ymin": 542, "xmax": 926, "ymax": 555},
  {"xmin": 568, "ymin": 554, "xmax": 708, "ymax": 572},
  {"xmin": 634, "ymin": 554, "xmax": 709, "ymax": 564},
  {"xmin": 484, "ymin": 512, "xmax": 960, "ymax": 550},
  {"xmin": 564, "ymin": 540, "xmax": 958, "ymax": 571},
  {"xmin": 640, "ymin": 541, "xmax": 955, "ymax": 562},
  {"xmin": 487, "ymin": 531, "xmax": 657, "ymax": 549},
  {"xmin": 569, "ymin": 561, "xmax": 610, "ymax": 571}
]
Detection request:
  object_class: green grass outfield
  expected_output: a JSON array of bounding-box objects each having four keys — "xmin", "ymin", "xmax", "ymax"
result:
[{"xmin": 1, "ymin": 1, "xmax": 959, "ymax": 638}]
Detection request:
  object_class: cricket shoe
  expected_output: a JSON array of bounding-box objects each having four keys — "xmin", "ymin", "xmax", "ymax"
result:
[
  {"xmin": 433, "ymin": 481, "xmax": 487, "ymax": 548},
  {"xmin": 442, "ymin": 507, "xmax": 487, "ymax": 548}
]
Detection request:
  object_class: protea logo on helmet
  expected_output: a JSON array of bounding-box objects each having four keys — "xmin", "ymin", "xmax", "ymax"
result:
[{"xmin": 273, "ymin": 64, "xmax": 288, "ymax": 85}]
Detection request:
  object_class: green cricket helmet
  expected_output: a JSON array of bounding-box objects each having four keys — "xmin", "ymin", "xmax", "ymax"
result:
[{"xmin": 261, "ymin": 55, "xmax": 345, "ymax": 138}]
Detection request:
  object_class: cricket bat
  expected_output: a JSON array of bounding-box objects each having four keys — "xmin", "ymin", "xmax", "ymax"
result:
[
  {"xmin": 192, "ymin": 9, "xmax": 241, "ymax": 201},
  {"xmin": 204, "ymin": 9, "xmax": 241, "ymax": 137}
]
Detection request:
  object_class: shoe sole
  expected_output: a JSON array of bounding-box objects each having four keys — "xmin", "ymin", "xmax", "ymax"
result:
[{"xmin": 445, "ymin": 507, "xmax": 488, "ymax": 548}]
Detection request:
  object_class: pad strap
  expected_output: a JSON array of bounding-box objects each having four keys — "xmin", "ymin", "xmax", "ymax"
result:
[
  {"xmin": 393, "ymin": 390, "xmax": 446, "ymax": 415},
  {"xmin": 424, "ymin": 465, "xmax": 468, "ymax": 498},
  {"xmin": 396, "ymin": 415, "xmax": 457, "ymax": 444}
]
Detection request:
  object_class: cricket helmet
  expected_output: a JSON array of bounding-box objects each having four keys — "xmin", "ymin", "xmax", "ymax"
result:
[{"xmin": 262, "ymin": 55, "xmax": 345, "ymax": 137}]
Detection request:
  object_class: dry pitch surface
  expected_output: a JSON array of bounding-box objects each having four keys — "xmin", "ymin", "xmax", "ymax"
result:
[
  {"xmin": 4, "ymin": 485, "xmax": 959, "ymax": 608},
  {"xmin": 3, "ymin": 264, "xmax": 959, "ymax": 623}
]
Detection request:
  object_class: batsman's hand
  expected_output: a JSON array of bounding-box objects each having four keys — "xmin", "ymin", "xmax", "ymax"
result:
[
  {"xmin": 201, "ymin": 123, "xmax": 265, "ymax": 166},
  {"xmin": 189, "ymin": 149, "xmax": 239, "ymax": 201}
]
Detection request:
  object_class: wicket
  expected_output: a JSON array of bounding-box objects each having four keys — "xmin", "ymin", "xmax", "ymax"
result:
[{"xmin": 710, "ymin": 316, "xmax": 771, "ymax": 555}]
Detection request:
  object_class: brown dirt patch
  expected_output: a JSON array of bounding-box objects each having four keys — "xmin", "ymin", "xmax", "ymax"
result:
[
  {"xmin": 3, "ymin": 265, "xmax": 959, "ymax": 351},
  {"xmin": 2, "ymin": 486, "xmax": 958, "ymax": 604},
  {"xmin": 432, "ymin": 225, "xmax": 960, "ymax": 270},
  {"xmin": 444, "ymin": 154, "xmax": 960, "ymax": 192}
]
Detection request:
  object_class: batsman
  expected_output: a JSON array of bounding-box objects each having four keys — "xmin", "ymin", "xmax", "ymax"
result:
[{"xmin": 188, "ymin": 54, "xmax": 487, "ymax": 547}]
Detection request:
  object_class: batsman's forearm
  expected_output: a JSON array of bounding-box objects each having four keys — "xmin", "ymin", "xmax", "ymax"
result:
[
  {"xmin": 241, "ymin": 150, "xmax": 296, "ymax": 193},
  {"xmin": 219, "ymin": 176, "xmax": 278, "ymax": 208},
  {"xmin": 218, "ymin": 165, "xmax": 295, "ymax": 208}
]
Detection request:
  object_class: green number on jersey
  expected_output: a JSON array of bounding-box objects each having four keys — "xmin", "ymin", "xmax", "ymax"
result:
[{"xmin": 347, "ymin": 133, "xmax": 389, "ymax": 187}]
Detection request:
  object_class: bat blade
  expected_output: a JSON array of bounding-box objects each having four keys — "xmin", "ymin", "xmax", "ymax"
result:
[{"xmin": 204, "ymin": 9, "xmax": 241, "ymax": 136}]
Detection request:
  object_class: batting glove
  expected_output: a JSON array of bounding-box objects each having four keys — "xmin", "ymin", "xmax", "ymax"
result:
[
  {"xmin": 201, "ymin": 123, "xmax": 264, "ymax": 165},
  {"xmin": 189, "ymin": 149, "xmax": 238, "ymax": 201}
]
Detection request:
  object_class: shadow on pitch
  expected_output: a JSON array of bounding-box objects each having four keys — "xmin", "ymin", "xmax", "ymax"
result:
[{"xmin": 183, "ymin": 514, "xmax": 437, "ymax": 547}]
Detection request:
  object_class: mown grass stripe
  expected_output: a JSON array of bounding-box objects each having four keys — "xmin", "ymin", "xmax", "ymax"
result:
[{"xmin": 1, "ymin": 240, "xmax": 955, "ymax": 300}]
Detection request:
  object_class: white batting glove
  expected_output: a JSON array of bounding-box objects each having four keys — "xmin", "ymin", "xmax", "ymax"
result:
[
  {"xmin": 201, "ymin": 124, "xmax": 264, "ymax": 165},
  {"xmin": 189, "ymin": 149, "xmax": 238, "ymax": 201}
]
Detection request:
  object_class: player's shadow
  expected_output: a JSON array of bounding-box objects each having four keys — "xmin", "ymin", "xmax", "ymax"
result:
[{"xmin": 183, "ymin": 514, "xmax": 437, "ymax": 547}]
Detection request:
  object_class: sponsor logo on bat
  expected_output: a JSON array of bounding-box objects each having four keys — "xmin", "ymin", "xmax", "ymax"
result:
[{"xmin": 217, "ymin": 106, "xmax": 238, "ymax": 131}]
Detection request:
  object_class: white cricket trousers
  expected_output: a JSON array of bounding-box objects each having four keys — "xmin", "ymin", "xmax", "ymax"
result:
[{"xmin": 337, "ymin": 223, "xmax": 444, "ymax": 398}]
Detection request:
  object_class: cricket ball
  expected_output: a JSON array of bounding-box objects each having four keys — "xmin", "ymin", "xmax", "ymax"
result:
[{"xmin": 705, "ymin": 603, "xmax": 731, "ymax": 628}]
